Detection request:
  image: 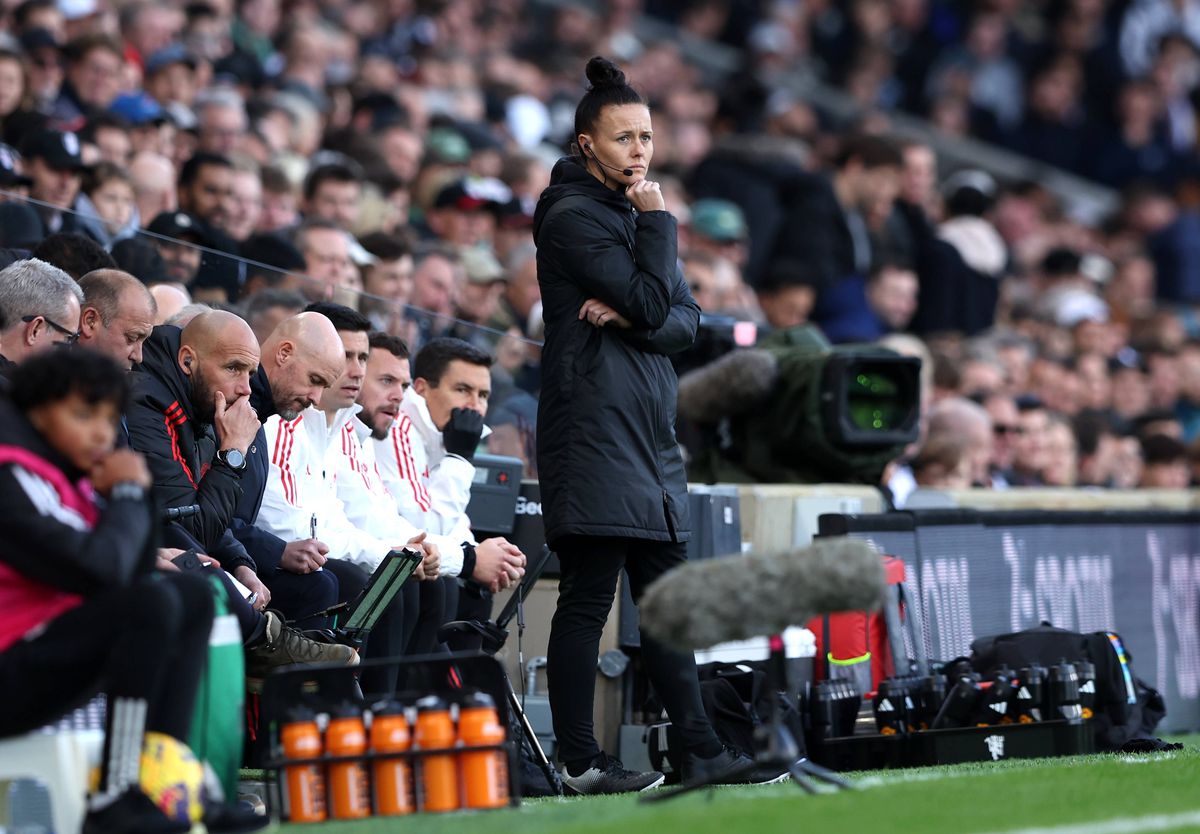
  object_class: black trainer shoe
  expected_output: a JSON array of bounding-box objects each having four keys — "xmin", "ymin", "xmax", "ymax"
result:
[
  {"xmin": 83, "ymin": 788, "xmax": 192, "ymax": 834},
  {"xmin": 560, "ymin": 753, "xmax": 665, "ymax": 795},
  {"xmin": 682, "ymin": 745, "xmax": 788, "ymax": 785}
]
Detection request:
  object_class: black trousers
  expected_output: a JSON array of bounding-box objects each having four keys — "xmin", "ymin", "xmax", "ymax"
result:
[
  {"xmin": 261, "ymin": 566, "xmax": 339, "ymax": 630},
  {"xmin": 0, "ymin": 571, "xmax": 214, "ymax": 741},
  {"xmin": 324, "ymin": 559, "xmax": 420, "ymax": 695},
  {"xmin": 409, "ymin": 577, "xmax": 451, "ymax": 656},
  {"xmin": 547, "ymin": 535, "xmax": 720, "ymax": 767}
]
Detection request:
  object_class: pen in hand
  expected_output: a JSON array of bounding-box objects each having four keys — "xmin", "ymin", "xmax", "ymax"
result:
[{"xmin": 310, "ymin": 513, "xmax": 317, "ymax": 541}]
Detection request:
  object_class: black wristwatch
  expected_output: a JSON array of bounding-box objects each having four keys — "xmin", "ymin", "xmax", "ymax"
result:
[{"xmin": 216, "ymin": 448, "xmax": 247, "ymax": 471}]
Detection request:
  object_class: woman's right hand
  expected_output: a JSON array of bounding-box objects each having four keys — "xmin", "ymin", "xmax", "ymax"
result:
[
  {"xmin": 626, "ymin": 178, "xmax": 665, "ymax": 213},
  {"xmin": 91, "ymin": 449, "xmax": 152, "ymax": 496}
]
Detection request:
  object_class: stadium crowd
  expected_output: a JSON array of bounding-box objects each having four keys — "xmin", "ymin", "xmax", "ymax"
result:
[
  {"xmin": 2, "ymin": 0, "xmax": 1200, "ymax": 826},
  {"xmin": 0, "ymin": 0, "xmax": 1192, "ymax": 496}
]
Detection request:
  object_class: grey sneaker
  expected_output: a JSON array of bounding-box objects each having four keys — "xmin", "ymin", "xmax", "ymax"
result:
[
  {"xmin": 561, "ymin": 753, "xmax": 665, "ymax": 796},
  {"xmin": 245, "ymin": 610, "xmax": 359, "ymax": 680}
]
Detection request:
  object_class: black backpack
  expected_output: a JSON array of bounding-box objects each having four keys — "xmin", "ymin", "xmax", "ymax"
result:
[{"xmin": 967, "ymin": 622, "xmax": 1166, "ymax": 751}]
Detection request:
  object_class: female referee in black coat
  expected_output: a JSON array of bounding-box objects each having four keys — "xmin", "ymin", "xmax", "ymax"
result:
[{"xmin": 533, "ymin": 56, "xmax": 763, "ymax": 795}]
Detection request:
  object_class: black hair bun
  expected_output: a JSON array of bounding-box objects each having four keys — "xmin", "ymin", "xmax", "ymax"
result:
[{"xmin": 586, "ymin": 56, "xmax": 627, "ymax": 90}]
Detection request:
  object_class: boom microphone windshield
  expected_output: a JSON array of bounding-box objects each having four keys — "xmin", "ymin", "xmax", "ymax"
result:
[{"xmin": 639, "ymin": 537, "xmax": 885, "ymax": 651}]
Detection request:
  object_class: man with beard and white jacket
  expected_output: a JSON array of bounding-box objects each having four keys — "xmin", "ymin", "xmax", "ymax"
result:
[
  {"xmin": 371, "ymin": 336, "xmax": 527, "ymax": 621},
  {"xmin": 345, "ymin": 328, "xmax": 528, "ymax": 648},
  {"xmin": 255, "ymin": 302, "xmax": 437, "ymax": 691}
]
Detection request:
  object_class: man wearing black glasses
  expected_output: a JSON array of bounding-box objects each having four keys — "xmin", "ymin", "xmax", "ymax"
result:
[{"xmin": 0, "ymin": 258, "xmax": 82, "ymax": 378}]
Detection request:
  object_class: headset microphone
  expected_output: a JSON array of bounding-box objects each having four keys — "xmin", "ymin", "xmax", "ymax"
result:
[{"xmin": 585, "ymin": 144, "xmax": 634, "ymax": 177}]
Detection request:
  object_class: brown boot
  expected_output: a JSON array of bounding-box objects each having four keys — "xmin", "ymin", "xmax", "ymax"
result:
[{"xmin": 244, "ymin": 610, "xmax": 358, "ymax": 682}]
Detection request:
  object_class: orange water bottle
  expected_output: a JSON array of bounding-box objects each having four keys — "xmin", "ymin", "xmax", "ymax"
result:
[
  {"xmin": 281, "ymin": 707, "xmax": 326, "ymax": 823},
  {"xmin": 414, "ymin": 695, "xmax": 459, "ymax": 812},
  {"xmin": 370, "ymin": 701, "xmax": 413, "ymax": 816},
  {"xmin": 325, "ymin": 703, "xmax": 370, "ymax": 819},
  {"xmin": 458, "ymin": 691, "xmax": 509, "ymax": 809}
]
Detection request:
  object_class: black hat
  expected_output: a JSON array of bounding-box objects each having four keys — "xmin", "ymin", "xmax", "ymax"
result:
[
  {"xmin": 0, "ymin": 143, "xmax": 32, "ymax": 188},
  {"xmin": 18, "ymin": 27, "xmax": 60, "ymax": 54},
  {"xmin": 146, "ymin": 211, "xmax": 210, "ymax": 247},
  {"xmin": 20, "ymin": 129, "xmax": 85, "ymax": 171}
]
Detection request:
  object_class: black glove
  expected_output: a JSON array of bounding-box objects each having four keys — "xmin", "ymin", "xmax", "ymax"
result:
[{"xmin": 442, "ymin": 407, "xmax": 484, "ymax": 462}]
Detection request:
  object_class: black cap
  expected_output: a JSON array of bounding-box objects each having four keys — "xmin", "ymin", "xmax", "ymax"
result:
[
  {"xmin": 0, "ymin": 144, "xmax": 32, "ymax": 187},
  {"xmin": 20, "ymin": 129, "xmax": 85, "ymax": 171},
  {"xmin": 146, "ymin": 211, "xmax": 210, "ymax": 247},
  {"xmin": 18, "ymin": 27, "xmax": 60, "ymax": 54}
]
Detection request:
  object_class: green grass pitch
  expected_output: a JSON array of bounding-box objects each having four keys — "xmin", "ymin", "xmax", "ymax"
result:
[{"xmin": 275, "ymin": 735, "xmax": 1200, "ymax": 834}]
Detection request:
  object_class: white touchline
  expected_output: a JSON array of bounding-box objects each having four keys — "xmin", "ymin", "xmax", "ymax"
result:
[{"xmin": 974, "ymin": 810, "xmax": 1200, "ymax": 834}]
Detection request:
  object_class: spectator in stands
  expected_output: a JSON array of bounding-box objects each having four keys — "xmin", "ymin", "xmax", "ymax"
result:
[
  {"xmin": 75, "ymin": 162, "xmax": 138, "ymax": 248},
  {"xmin": 358, "ymin": 231, "xmax": 415, "ymax": 331},
  {"xmin": 226, "ymin": 155, "xmax": 262, "ymax": 242},
  {"xmin": 1140, "ymin": 433, "xmax": 1190, "ymax": 488},
  {"xmin": 981, "ymin": 391, "xmax": 1020, "ymax": 488},
  {"xmin": 177, "ymin": 151, "xmax": 236, "ymax": 239},
  {"xmin": 0, "ymin": 348, "xmax": 215, "ymax": 833},
  {"xmin": 79, "ymin": 114, "xmax": 134, "ymax": 168},
  {"xmin": 1075, "ymin": 411, "xmax": 1121, "ymax": 488},
  {"xmin": 1089, "ymin": 78, "xmax": 1179, "ymax": 188},
  {"xmin": 408, "ymin": 245, "xmax": 461, "ymax": 345},
  {"xmin": 20, "ymin": 128, "xmax": 86, "ymax": 237},
  {"xmin": 452, "ymin": 247, "xmax": 508, "ymax": 344},
  {"xmin": 755, "ymin": 260, "xmax": 818, "ymax": 330},
  {"xmin": 146, "ymin": 211, "xmax": 207, "ymax": 285},
  {"xmin": 257, "ymin": 164, "xmax": 299, "ymax": 233},
  {"xmin": 52, "ymin": 33, "xmax": 124, "ymax": 129},
  {"xmin": 687, "ymin": 198, "xmax": 748, "ymax": 269},
  {"xmin": 1010, "ymin": 396, "xmax": 1052, "ymax": 486},
  {"xmin": 76, "ymin": 269, "xmax": 156, "ymax": 369},
  {"xmin": 911, "ymin": 434, "xmax": 971, "ymax": 490},
  {"xmin": 128, "ymin": 151, "xmax": 178, "ymax": 224},
  {"xmin": 0, "ymin": 258, "xmax": 83, "ymax": 376},
  {"xmin": 148, "ymin": 282, "xmax": 189, "ymax": 323},
  {"xmin": 32, "ymin": 231, "xmax": 117, "ymax": 279},
  {"xmin": 1043, "ymin": 412, "xmax": 1079, "ymax": 486},
  {"xmin": 488, "ymin": 242, "xmax": 541, "ymax": 336},
  {"xmin": 237, "ymin": 233, "xmax": 306, "ymax": 301},
  {"xmin": 825, "ymin": 258, "xmax": 920, "ymax": 343},
  {"xmin": 926, "ymin": 397, "xmax": 994, "ymax": 487},
  {"xmin": 1004, "ymin": 55, "xmax": 1088, "ymax": 174},
  {"xmin": 243, "ymin": 289, "xmax": 306, "ymax": 344},
  {"xmin": 302, "ymin": 158, "xmax": 362, "ymax": 230},
  {"xmin": 194, "ymin": 88, "xmax": 248, "ymax": 156},
  {"xmin": 292, "ymin": 219, "xmax": 357, "ymax": 302}
]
